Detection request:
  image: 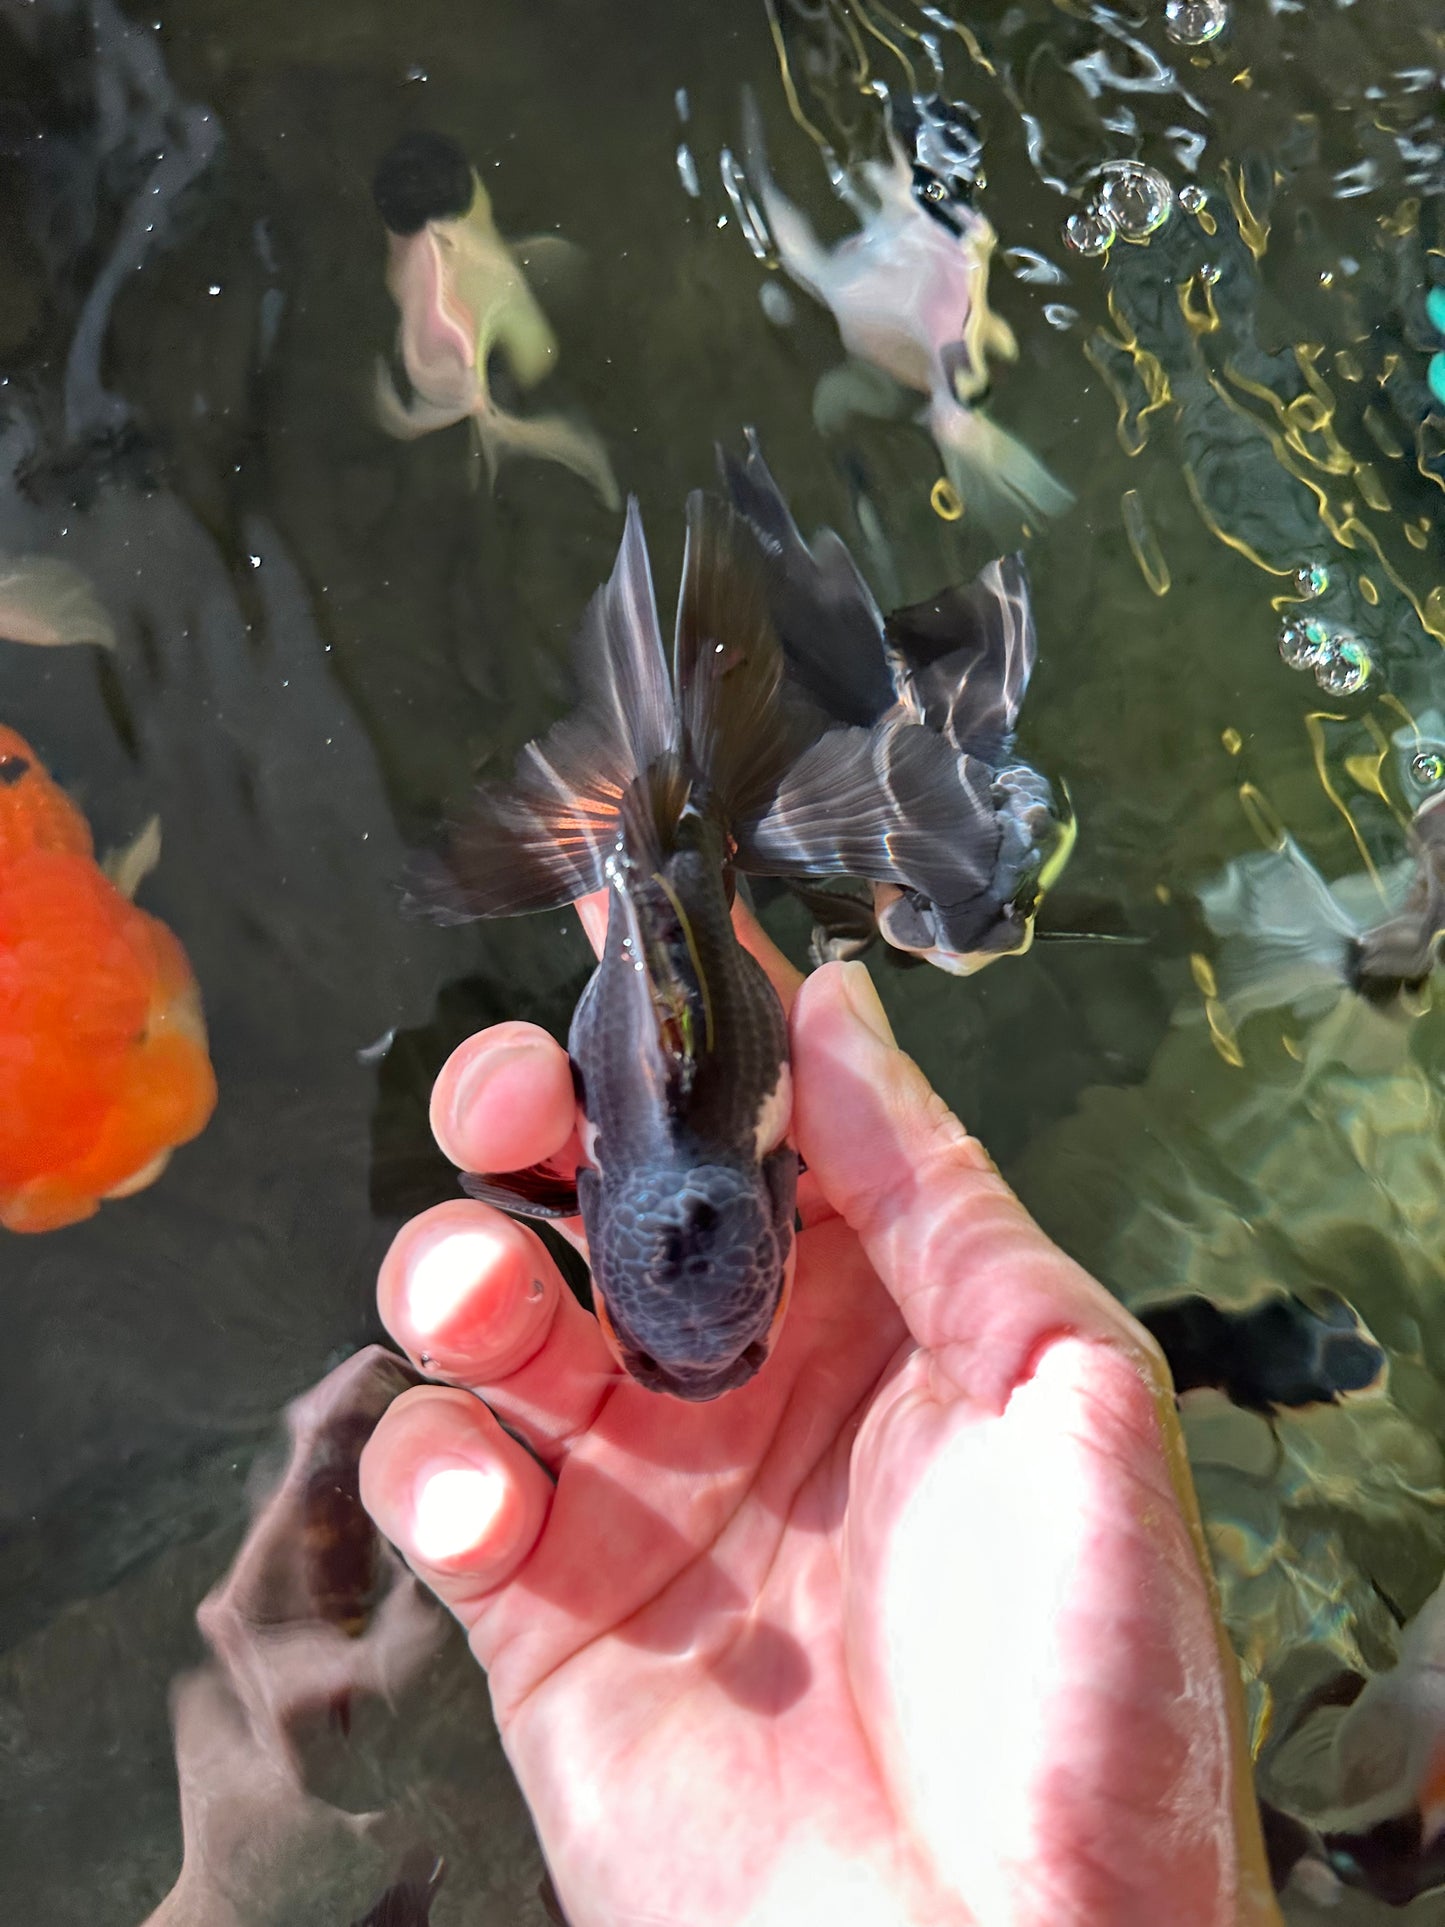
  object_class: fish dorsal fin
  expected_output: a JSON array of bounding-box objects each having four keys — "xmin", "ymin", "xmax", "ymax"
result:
[
  {"xmin": 885, "ymin": 554, "xmax": 1036, "ymax": 763},
  {"xmin": 721, "ymin": 433, "xmax": 895, "ymax": 727},
  {"xmin": 408, "ymin": 499, "xmax": 676, "ymax": 918},
  {"xmin": 674, "ymin": 491, "xmax": 813, "ymax": 829}
]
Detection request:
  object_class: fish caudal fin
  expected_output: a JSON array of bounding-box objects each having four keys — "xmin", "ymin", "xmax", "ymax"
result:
[
  {"xmin": 744, "ymin": 713, "xmax": 996, "ymax": 904},
  {"xmin": 674, "ymin": 491, "xmax": 820, "ymax": 828},
  {"xmin": 928, "ymin": 397, "xmax": 1074, "ymax": 535},
  {"xmin": 475, "ymin": 404, "xmax": 620, "ymax": 511},
  {"xmin": 885, "ymin": 554, "xmax": 1037, "ymax": 762},
  {"xmin": 720, "ymin": 430, "xmax": 897, "ymax": 728},
  {"xmin": 0, "ymin": 556, "xmax": 116, "ymax": 649},
  {"xmin": 1197, "ymin": 838, "xmax": 1361, "ymax": 1023},
  {"xmin": 408, "ymin": 500, "xmax": 673, "ymax": 919}
]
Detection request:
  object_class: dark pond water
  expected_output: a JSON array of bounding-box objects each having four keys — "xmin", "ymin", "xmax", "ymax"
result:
[{"xmin": 2, "ymin": 0, "xmax": 1444, "ymax": 1918}]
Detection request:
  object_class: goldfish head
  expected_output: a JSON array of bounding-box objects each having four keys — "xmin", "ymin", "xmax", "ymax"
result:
[
  {"xmin": 578, "ymin": 1153, "xmax": 797, "ymax": 1401},
  {"xmin": 876, "ymin": 767, "xmax": 1073, "ymax": 975},
  {"xmin": 372, "ymin": 130, "xmax": 476, "ymax": 237}
]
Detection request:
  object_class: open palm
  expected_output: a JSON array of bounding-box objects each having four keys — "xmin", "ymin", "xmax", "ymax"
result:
[{"xmin": 361, "ymin": 924, "xmax": 1279, "ymax": 1927}]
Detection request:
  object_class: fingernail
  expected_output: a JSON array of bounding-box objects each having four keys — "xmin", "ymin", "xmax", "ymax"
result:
[
  {"xmin": 412, "ymin": 1459, "xmax": 507, "ymax": 1565},
  {"xmin": 449, "ymin": 1043, "xmax": 543, "ymax": 1138},
  {"xmin": 838, "ymin": 961, "xmax": 896, "ymax": 1047}
]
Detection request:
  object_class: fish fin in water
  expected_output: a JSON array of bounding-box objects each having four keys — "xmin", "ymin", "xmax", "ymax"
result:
[
  {"xmin": 407, "ymin": 500, "xmax": 672, "ymax": 918},
  {"xmin": 928, "ymin": 395, "xmax": 1074, "ymax": 535},
  {"xmin": 103, "ymin": 814, "xmax": 162, "ymax": 898},
  {"xmin": 474, "ymin": 402, "xmax": 620, "ymax": 511},
  {"xmin": 813, "ymin": 360, "xmax": 914, "ymax": 436},
  {"xmin": 674, "ymin": 491, "xmax": 820, "ymax": 825},
  {"xmin": 743, "ymin": 714, "xmax": 996, "ymax": 904},
  {"xmin": 885, "ymin": 553, "xmax": 1036, "ymax": 762},
  {"xmin": 0, "ymin": 556, "xmax": 116, "ymax": 649},
  {"xmin": 460, "ymin": 1164, "xmax": 581, "ymax": 1219},
  {"xmin": 1197, "ymin": 837, "xmax": 1361, "ymax": 1023},
  {"xmin": 788, "ymin": 878, "xmax": 880, "ymax": 964},
  {"xmin": 740, "ymin": 88, "xmax": 832, "ymax": 307},
  {"xmin": 720, "ymin": 429, "xmax": 896, "ymax": 728},
  {"xmin": 373, "ymin": 359, "xmax": 473, "ymax": 440}
]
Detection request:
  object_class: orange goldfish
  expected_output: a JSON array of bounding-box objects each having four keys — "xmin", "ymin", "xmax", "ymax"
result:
[{"xmin": 0, "ymin": 726, "xmax": 216, "ymax": 1232}]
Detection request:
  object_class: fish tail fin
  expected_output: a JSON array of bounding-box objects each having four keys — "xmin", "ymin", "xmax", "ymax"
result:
[
  {"xmin": 885, "ymin": 552, "xmax": 1038, "ymax": 759},
  {"xmin": 929, "ymin": 395, "xmax": 1074, "ymax": 533},
  {"xmin": 673, "ymin": 490, "xmax": 816, "ymax": 829},
  {"xmin": 1197, "ymin": 838, "xmax": 1359, "ymax": 1023},
  {"xmin": 406, "ymin": 499, "xmax": 673, "ymax": 919},
  {"xmin": 0, "ymin": 555, "xmax": 116, "ymax": 649},
  {"xmin": 474, "ymin": 403, "xmax": 620, "ymax": 510},
  {"xmin": 720, "ymin": 428, "xmax": 896, "ymax": 726}
]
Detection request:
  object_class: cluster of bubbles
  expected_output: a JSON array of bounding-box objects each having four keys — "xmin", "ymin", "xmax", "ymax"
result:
[
  {"xmin": 1063, "ymin": 162, "xmax": 1174, "ymax": 258},
  {"xmin": 1163, "ymin": 0, "xmax": 1229, "ymax": 46},
  {"xmin": 1276, "ymin": 563, "xmax": 1372, "ymax": 696}
]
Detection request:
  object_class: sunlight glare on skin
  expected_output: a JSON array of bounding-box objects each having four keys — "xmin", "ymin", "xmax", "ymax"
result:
[
  {"xmin": 412, "ymin": 1463, "xmax": 508, "ymax": 1565},
  {"xmin": 408, "ymin": 1227, "xmax": 511, "ymax": 1337}
]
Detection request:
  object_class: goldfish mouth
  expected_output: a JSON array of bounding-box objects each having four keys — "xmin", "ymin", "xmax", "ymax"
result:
[{"xmin": 591, "ymin": 1278, "xmax": 789, "ymax": 1403}]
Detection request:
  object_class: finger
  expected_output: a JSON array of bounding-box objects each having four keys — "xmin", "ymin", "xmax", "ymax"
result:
[
  {"xmin": 359, "ymin": 1385, "xmax": 552, "ymax": 1631},
  {"xmin": 429, "ymin": 1021, "xmax": 577, "ymax": 1174},
  {"xmin": 574, "ymin": 886, "xmax": 803, "ymax": 1013},
  {"xmin": 377, "ymin": 1201, "xmax": 616, "ymax": 1463},
  {"xmin": 789, "ymin": 961, "xmax": 1165, "ymax": 1409}
]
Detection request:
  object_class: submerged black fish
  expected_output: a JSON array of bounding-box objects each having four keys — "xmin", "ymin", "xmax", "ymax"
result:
[
  {"xmin": 1199, "ymin": 790, "xmax": 1445, "ymax": 1024},
  {"xmin": 721, "ymin": 433, "xmax": 1072, "ymax": 972},
  {"xmin": 414, "ymin": 497, "xmax": 806, "ymax": 1401},
  {"xmin": 1137, "ymin": 1288, "xmax": 1386, "ymax": 1417}
]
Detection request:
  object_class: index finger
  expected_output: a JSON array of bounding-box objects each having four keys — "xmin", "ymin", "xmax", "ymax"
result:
[{"xmin": 574, "ymin": 886, "xmax": 804, "ymax": 1012}]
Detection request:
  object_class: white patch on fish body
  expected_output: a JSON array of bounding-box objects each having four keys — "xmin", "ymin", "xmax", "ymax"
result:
[
  {"xmin": 753, "ymin": 1063, "xmax": 792, "ymax": 1157},
  {"xmin": 579, "ymin": 1111, "xmax": 601, "ymax": 1170}
]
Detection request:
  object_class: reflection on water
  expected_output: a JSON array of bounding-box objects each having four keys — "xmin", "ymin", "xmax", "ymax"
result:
[{"xmin": 2, "ymin": 0, "xmax": 1445, "ymax": 1916}]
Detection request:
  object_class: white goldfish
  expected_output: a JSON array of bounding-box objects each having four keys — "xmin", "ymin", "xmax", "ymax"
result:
[
  {"xmin": 372, "ymin": 131, "xmax": 618, "ymax": 510},
  {"xmin": 743, "ymin": 98, "xmax": 1071, "ymax": 535}
]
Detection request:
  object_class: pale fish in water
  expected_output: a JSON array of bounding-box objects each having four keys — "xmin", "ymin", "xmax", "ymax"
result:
[
  {"xmin": 741, "ymin": 95, "xmax": 1071, "ymax": 536},
  {"xmin": 372, "ymin": 131, "xmax": 619, "ymax": 510}
]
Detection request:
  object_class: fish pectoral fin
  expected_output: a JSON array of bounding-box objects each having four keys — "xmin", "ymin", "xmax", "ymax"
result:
[
  {"xmin": 460, "ymin": 1164, "xmax": 581, "ymax": 1220},
  {"xmin": 813, "ymin": 360, "xmax": 912, "ymax": 435},
  {"xmin": 512, "ymin": 233, "xmax": 583, "ymax": 285}
]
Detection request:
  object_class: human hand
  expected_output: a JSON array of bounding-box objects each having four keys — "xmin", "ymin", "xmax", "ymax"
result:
[{"xmin": 360, "ymin": 905, "xmax": 1281, "ymax": 1927}]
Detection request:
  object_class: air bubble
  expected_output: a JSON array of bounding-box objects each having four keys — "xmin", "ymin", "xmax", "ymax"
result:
[
  {"xmin": 1063, "ymin": 207, "xmax": 1116, "ymax": 257},
  {"xmin": 1293, "ymin": 562, "xmax": 1329, "ymax": 599},
  {"xmin": 1097, "ymin": 164, "xmax": 1174, "ymax": 240},
  {"xmin": 1411, "ymin": 750, "xmax": 1445, "ymax": 786},
  {"xmin": 1315, "ymin": 637, "xmax": 1370, "ymax": 696},
  {"xmin": 1178, "ymin": 183, "xmax": 1206, "ymax": 214},
  {"xmin": 1278, "ymin": 617, "xmax": 1329, "ymax": 670},
  {"xmin": 1164, "ymin": 0, "xmax": 1228, "ymax": 46}
]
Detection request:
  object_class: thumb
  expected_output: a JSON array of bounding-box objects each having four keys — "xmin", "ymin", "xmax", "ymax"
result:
[{"xmin": 789, "ymin": 961, "xmax": 1161, "ymax": 1412}]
